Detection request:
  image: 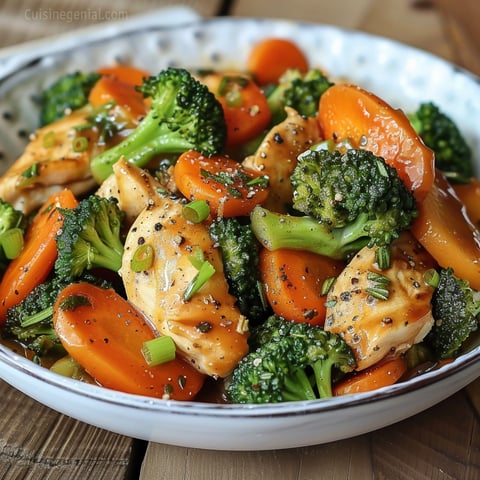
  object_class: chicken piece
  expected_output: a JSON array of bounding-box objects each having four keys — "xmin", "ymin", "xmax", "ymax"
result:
[
  {"xmin": 96, "ymin": 158, "xmax": 166, "ymax": 226},
  {"xmin": 324, "ymin": 233, "xmax": 437, "ymax": 370},
  {"xmin": 0, "ymin": 109, "xmax": 99, "ymax": 214},
  {"xmin": 242, "ymin": 107, "xmax": 321, "ymax": 212},
  {"xmin": 120, "ymin": 199, "xmax": 250, "ymax": 378}
]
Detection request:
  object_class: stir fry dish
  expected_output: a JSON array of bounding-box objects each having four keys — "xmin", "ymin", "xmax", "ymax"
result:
[{"xmin": 0, "ymin": 37, "xmax": 479, "ymax": 403}]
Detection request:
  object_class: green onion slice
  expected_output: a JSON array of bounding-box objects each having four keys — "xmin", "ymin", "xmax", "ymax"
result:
[
  {"xmin": 183, "ymin": 200, "xmax": 210, "ymax": 223},
  {"xmin": 142, "ymin": 336, "xmax": 176, "ymax": 366},
  {"xmin": 72, "ymin": 136, "xmax": 88, "ymax": 153},
  {"xmin": 0, "ymin": 228, "xmax": 24, "ymax": 260},
  {"xmin": 131, "ymin": 244, "xmax": 154, "ymax": 272},
  {"xmin": 184, "ymin": 260, "xmax": 216, "ymax": 301}
]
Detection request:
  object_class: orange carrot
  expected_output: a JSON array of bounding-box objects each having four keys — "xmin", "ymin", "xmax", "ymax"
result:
[
  {"xmin": 453, "ymin": 176, "xmax": 480, "ymax": 226},
  {"xmin": 333, "ymin": 356, "xmax": 407, "ymax": 396},
  {"xmin": 318, "ymin": 83, "xmax": 435, "ymax": 202},
  {"xmin": 410, "ymin": 169, "xmax": 480, "ymax": 291},
  {"xmin": 247, "ymin": 37, "xmax": 309, "ymax": 85},
  {"xmin": 53, "ymin": 282, "xmax": 205, "ymax": 400},
  {"xmin": 97, "ymin": 64, "xmax": 150, "ymax": 87},
  {"xmin": 88, "ymin": 75, "xmax": 147, "ymax": 121},
  {"xmin": 201, "ymin": 72, "xmax": 271, "ymax": 147},
  {"xmin": 0, "ymin": 189, "xmax": 78, "ymax": 324},
  {"xmin": 173, "ymin": 150, "xmax": 270, "ymax": 217},
  {"xmin": 259, "ymin": 248, "xmax": 345, "ymax": 326}
]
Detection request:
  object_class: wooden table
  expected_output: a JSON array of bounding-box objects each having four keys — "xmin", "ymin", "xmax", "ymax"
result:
[{"xmin": 1, "ymin": 1, "xmax": 479, "ymax": 478}]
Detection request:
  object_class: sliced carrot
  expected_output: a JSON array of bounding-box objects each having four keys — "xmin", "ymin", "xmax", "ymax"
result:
[
  {"xmin": 0, "ymin": 189, "xmax": 78, "ymax": 325},
  {"xmin": 201, "ymin": 72, "xmax": 271, "ymax": 147},
  {"xmin": 410, "ymin": 169, "xmax": 480, "ymax": 291},
  {"xmin": 53, "ymin": 282, "xmax": 205, "ymax": 400},
  {"xmin": 88, "ymin": 75, "xmax": 147, "ymax": 121},
  {"xmin": 259, "ymin": 248, "xmax": 345, "ymax": 326},
  {"xmin": 333, "ymin": 356, "xmax": 407, "ymax": 396},
  {"xmin": 247, "ymin": 37, "xmax": 309, "ymax": 86},
  {"xmin": 318, "ymin": 83, "xmax": 435, "ymax": 202},
  {"xmin": 173, "ymin": 150, "xmax": 270, "ymax": 217},
  {"xmin": 97, "ymin": 65, "xmax": 150, "ymax": 87},
  {"xmin": 453, "ymin": 176, "xmax": 480, "ymax": 226}
]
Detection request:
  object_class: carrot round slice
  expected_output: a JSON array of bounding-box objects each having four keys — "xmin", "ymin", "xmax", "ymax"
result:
[
  {"xmin": 0, "ymin": 188, "xmax": 78, "ymax": 325},
  {"xmin": 173, "ymin": 150, "xmax": 270, "ymax": 217},
  {"xmin": 411, "ymin": 170, "xmax": 480, "ymax": 291},
  {"xmin": 53, "ymin": 282, "xmax": 205, "ymax": 400},
  {"xmin": 97, "ymin": 65, "xmax": 150, "ymax": 86},
  {"xmin": 201, "ymin": 72, "xmax": 272, "ymax": 147},
  {"xmin": 247, "ymin": 37, "xmax": 309, "ymax": 85},
  {"xmin": 259, "ymin": 248, "xmax": 345, "ymax": 326},
  {"xmin": 318, "ymin": 83, "xmax": 435, "ymax": 202},
  {"xmin": 333, "ymin": 356, "xmax": 407, "ymax": 396}
]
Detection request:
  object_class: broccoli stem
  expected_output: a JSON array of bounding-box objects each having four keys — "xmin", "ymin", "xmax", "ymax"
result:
[
  {"xmin": 91, "ymin": 119, "xmax": 195, "ymax": 183},
  {"xmin": 82, "ymin": 227, "xmax": 123, "ymax": 272},
  {"xmin": 250, "ymin": 206, "xmax": 370, "ymax": 260},
  {"xmin": 312, "ymin": 359, "xmax": 334, "ymax": 398},
  {"xmin": 283, "ymin": 368, "xmax": 317, "ymax": 401}
]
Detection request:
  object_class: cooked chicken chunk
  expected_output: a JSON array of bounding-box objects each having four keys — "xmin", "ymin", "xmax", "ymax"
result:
[
  {"xmin": 324, "ymin": 233, "xmax": 437, "ymax": 370},
  {"xmin": 242, "ymin": 107, "xmax": 321, "ymax": 212},
  {"xmin": 120, "ymin": 198, "xmax": 249, "ymax": 378},
  {"xmin": 0, "ymin": 109, "xmax": 99, "ymax": 214}
]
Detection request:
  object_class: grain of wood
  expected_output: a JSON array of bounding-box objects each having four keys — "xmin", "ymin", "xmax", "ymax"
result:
[{"xmin": 0, "ymin": 380, "xmax": 134, "ymax": 480}]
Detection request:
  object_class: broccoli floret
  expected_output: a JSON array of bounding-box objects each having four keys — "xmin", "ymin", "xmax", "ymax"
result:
[
  {"xmin": 54, "ymin": 195, "xmax": 125, "ymax": 282},
  {"xmin": 427, "ymin": 268, "xmax": 480, "ymax": 359},
  {"xmin": 251, "ymin": 148, "xmax": 417, "ymax": 266},
  {"xmin": 39, "ymin": 71, "xmax": 101, "ymax": 126},
  {"xmin": 3, "ymin": 277, "xmax": 67, "ymax": 358},
  {"xmin": 409, "ymin": 102, "xmax": 473, "ymax": 183},
  {"xmin": 90, "ymin": 67, "xmax": 227, "ymax": 182},
  {"xmin": 3, "ymin": 275, "xmax": 110, "ymax": 359},
  {"xmin": 227, "ymin": 317, "xmax": 356, "ymax": 403},
  {"xmin": 209, "ymin": 217, "xmax": 266, "ymax": 324},
  {"xmin": 267, "ymin": 69, "xmax": 333, "ymax": 125},
  {"xmin": 0, "ymin": 199, "xmax": 26, "ymax": 272}
]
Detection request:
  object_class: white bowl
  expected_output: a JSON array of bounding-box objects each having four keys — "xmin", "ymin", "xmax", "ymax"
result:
[{"xmin": 0, "ymin": 14, "xmax": 479, "ymax": 451}]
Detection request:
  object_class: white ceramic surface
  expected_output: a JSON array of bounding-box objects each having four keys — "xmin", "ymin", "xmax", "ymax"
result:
[{"xmin": 0, "ymin": 14, "xmax": 479, "ymax": 451}]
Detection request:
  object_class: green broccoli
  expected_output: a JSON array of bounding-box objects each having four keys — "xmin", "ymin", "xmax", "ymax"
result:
[
  {"xmin": 90, "ymin": 67, "xmax": 227, "ymax": 182},
  {"xmin": 427, "ymin": 268, "xmax": 480, "ymax": 359},
  {"xmin": 3, "ymin": 274, "xmax": 110, "ymax": 360},
  {"xmin": 54, "ymin": 195, "xmax": 125, "ymax": 282},
  {"xmin": 0, "ymin": 199, "xmax": 26, "ymax": 272},
  {"xmin": 250, "ymin": 148, "xmax": 417, "ymax": 267},
  {"xmin": 2, "ymin": 277, "xmax": 67, "ymax": 358},
  {"xmin": 209, "ymin": 217, "xmax": 267, "ymax": 324},
  {"xmin": 227, "ymin": 316, "xmax": 356, "ymax": 403},
  {"xmin": 267, "ymin": 69, "xmax": 333, "ymax": 125},
  {"xmin": 408, "ymin": 102, "xmax": 473, "ymax": 183},
  {"xmin": 39, "ymin": 71, "xmax": 101, "ymax": 126}
]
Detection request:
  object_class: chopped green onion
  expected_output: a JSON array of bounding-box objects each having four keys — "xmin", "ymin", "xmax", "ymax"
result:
[
  {"xmin": 225, "ymin": 89, "xmax": 243, "ymax": 107},
  {"xmin": 375, "ymin": 245, "xmax": 391, "ymax": 270},
  {"xmin": 17, "ymin": 163, "xmax": 39, "ymax": 188},
  {"xmin": 0, "ymin": 228, "xmax": 24, "ymax": 259},
  {"xmin": 424, "ymin": 268, "xmax": 440, "ymax": 288},
  {"xmin": 131, "ymin": 244, "xmax": 154, "ymax": 272},
  {"xmin": 365, "ymin": 271, "xmax": 391, "ymax": 300},
  {"xmin": 183, "ymin": 200, "xmax": 210, "ymax": 223},
  {"xmin": 72, "ymin": 136, "xmax": 88, "ymax": 153},
  {"xmin": 246, "ymin": 175, "xmax": 269, "ymax": 188},
  {"xmin": 141, "ymin": 336, "xmax": 176, "ymax": 366},
  {"xmin": 188, "ymin": 247, "xmax": 205, "ymax": 270},
  {"xmin": 321, "ymin": 276, "xmax": 337, "ymax": 296},
  {"xmin": 184, "ymin": 260, "xmax": 216, "ymax": 301},
  {"xmin": 42, "ymin": 131, "xmax": 56, "ymax": 148}
]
